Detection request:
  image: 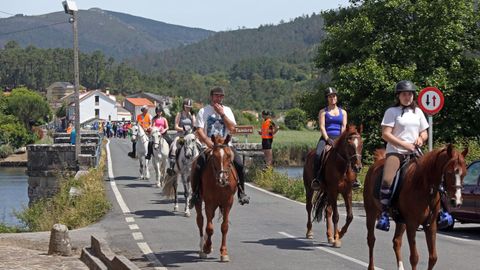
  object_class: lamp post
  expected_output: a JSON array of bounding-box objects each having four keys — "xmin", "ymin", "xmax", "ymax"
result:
[{"xmin": 63, "ymin": 1, "xmax": 81, "ymax": 161}]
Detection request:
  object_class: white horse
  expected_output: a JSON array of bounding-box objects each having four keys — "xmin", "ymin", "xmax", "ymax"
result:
[
  {"xmin": 131, "ymin": 124, "xmax": 150, "ymax": 180},
  {"xmin": 163, "ymin": 131, "xmax": 200, "ymax": 217},
  {"xmin": 151, "ymin": 127, "xmax": 170, "ymax": 188}
]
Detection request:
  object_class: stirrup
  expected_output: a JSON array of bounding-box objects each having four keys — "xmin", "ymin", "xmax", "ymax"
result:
[
  {"xmin": 376, "ymin": 212, "xmax": 390, "ymax": 231},
  {"xmin": 311, "ymin": 178, "xmax": 321, "ymax": 190},
  {"xmin": 238, "ymin": 193, "xmax": 250, "ymax": 205}
]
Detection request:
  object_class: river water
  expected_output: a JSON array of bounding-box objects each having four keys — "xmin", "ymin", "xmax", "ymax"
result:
[
  {"xmin": 0, "ymin": 167, "xmax": 28, "ymax": 226},
  {"xmin": 274, "ymin": 166, "xmax": 303, "ymax": 179}
]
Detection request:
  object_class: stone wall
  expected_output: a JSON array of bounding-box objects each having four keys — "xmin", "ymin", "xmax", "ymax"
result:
[{"xmin": 26, "ymin": 132, "xmax": 102, "ymax": 205}]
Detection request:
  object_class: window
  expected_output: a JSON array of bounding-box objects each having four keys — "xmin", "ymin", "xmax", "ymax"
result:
[
  {"xmin": 95, "ymin": 96, "xmax": 99, "ymax": 105},
  {"xmin": 95, "ymin": 109, "xmax": 99, "ymax": 118},
  {"xmin": 464, "ymin": 161, "xmax": 480, "ymax": 186}
]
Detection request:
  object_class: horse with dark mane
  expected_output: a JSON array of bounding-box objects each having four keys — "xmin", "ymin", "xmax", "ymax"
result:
[
  {"xmin": 364, "ymin": 144, "xmax": 468, "ymax": 270},
  {"xmin": 192, "ymin": 135, "xmax": 237, "ymax": 262},
  {"xmin": 303, "ymin": 125, "xmax": 363, "ymax": 247}
]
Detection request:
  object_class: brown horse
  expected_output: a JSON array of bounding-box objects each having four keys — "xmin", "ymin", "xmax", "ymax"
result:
[
  {"xmin": 193, "ymin": 135, "xmax": 237, "ymax": 262},
  {"xmin": 364, "ymin": 144, "xmax": 468, "ymax": 270},
  {"xmin": 303, "ymin": 125, "xmax": 363, "ymax": 247}
]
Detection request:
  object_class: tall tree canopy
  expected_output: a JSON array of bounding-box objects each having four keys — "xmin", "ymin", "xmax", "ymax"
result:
[
  {"xmin": 308, "ymin": 0, "xmax": 480, "ymax": 149},
  {"xmin": 4, "ymin": 87, "xmax": 51, "ymax": 129}
]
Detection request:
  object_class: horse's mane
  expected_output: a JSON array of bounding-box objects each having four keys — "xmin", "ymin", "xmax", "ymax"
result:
[
  {"xmin": 334, "ymin": 125, "xmax": 358, "ymax": 148},
  {"xmin": 410, "ymin": 147, "xmax": 448, "ymax": 189},
  {"xmin": 373, "ymin": 149, "xmax": 386, "ymax": 162}
]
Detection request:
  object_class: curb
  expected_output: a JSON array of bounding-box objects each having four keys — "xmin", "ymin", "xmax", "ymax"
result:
[{"xmin": 80, "ymin": 235, "xmax": 140, "ymax": 270}]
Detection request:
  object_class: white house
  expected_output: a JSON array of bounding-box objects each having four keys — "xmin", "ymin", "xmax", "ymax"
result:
[{"xmin": 67, "ymin": 90, "xmax": 117, "ymax": 124}]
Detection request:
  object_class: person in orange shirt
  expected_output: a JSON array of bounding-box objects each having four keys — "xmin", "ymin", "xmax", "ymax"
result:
[
  {"xmin": 66, "ymin": 122, "xmax": 73, "ymax": 134},
  {"xmin": 258, "ymin": 110, "xmax": 279, "ymax": 167},
  {"xmin": 128, "ymin": 105, "xmax": 151, "ymax": 158}
]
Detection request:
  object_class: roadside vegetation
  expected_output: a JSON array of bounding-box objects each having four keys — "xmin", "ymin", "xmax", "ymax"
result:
[{"xmin": 0, "ymin": 146, "xmax": 111, "ymax": 233}]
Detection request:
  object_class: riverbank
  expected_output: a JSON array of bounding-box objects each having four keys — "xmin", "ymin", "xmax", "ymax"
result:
[{"xmin": 0, "ymin": 152, "xmax": 27, "ymax": 167}]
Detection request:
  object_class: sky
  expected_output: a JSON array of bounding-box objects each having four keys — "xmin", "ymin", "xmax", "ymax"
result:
[{"xmin": 0, "ymin": 0, "xmax": 351, "ymax": 31}]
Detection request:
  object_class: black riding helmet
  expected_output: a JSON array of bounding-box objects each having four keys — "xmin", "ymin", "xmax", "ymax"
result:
[
  {"xmin": 155, "ymin": 105, "xmax": 164, "ymax": 114},
  {"xmin": 183, "ymin": 98, "xmax": 193, "ymax": 108},
  {"xmin": 395, "ymin": 80, "xmax": 417, "ymax": 94},
  {"xmin": 325, "ymin": 87, "xmax": 338, "ymax": 97}
]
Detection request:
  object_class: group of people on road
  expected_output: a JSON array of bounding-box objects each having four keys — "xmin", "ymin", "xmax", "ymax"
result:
[{"xmin": 124, "ymin": 79, "xmax": 429, "ymax": 227}]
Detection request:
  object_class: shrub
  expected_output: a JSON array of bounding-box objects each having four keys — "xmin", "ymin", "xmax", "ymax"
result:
[
  {"xmin": 284, "ymin": 108, "xmax": 307, "ymax": 130},
  {"xmin": 0, "ymin": 144, "xmax": 14, "ymax": 159}
]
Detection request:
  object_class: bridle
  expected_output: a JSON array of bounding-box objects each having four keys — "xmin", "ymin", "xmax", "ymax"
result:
[
  {"xmin": 336, "ymin": 133, "xmax": 362, "ymax": 172},
  {"xmin": 209, "ymin": 144, "xmax": 234, "ymax": 186}
]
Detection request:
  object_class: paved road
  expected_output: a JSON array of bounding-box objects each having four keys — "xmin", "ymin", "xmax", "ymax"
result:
[{"xmin": 104, "ymin": 138, "xmax": 480, "ymax": 270}]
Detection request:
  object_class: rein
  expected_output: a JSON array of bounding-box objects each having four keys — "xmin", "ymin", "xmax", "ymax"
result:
[
  {"xmin": 209, "ymin": 144, "xmax": 234, "ymax": 182},
  {"xmin": 334, "ymin": 134, "xmax": 362, "ymax": 172}
]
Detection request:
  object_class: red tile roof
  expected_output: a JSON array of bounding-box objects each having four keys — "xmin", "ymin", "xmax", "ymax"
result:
[{"xmin": 126, "ymin": 98, "xmax": 154, "ymax": 106}]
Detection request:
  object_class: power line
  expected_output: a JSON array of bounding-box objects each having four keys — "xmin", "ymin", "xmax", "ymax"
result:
[
  {"xmin": 0, "ymin": 21, "xmax": 68, "ymax": 36},
  {"xmin": 0, "ymin": 10, "xmax": 15, "ymax": 16}
]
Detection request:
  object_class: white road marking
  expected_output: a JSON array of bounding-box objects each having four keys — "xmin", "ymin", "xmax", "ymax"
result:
[
  {"xmin": 129, "ymin": 224, "xmax": 139, "ymax": 230},
  {"xmin": 125, "ymin": 217, "xmax": 135, "ymax": 223},
  {"xmin": 106, "ymin": 139, "xmax": 168, "ymax": 270},
  {"xmin": 246, "ymin": 182, "xmax": 305, "ymax": 206},
  {"xmin": 137, "ymin": 242, "xmax": 167, "ymax": 270},
  {"xmin": 279, "ymin": 231, "xmax": 384, "ymax": 270},
  {"xmin": 132, "ymin": 232, "xmax": 144, "ymax": 240},
  {"xmin": 106, "ymin": 140, "xmax": 131, "ymax": 214}
]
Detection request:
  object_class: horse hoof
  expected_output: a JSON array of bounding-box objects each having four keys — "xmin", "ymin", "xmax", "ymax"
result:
[
  {"xmin": 174, "ymin": 205, "xmax": 179, "ymax": 211},
  {"xmin": 328, "ymin": 237, "xmax": 335, "ymax": 244},
  {"xmin": 333, "ymin": 240, "xmax": 342, "ymax": 248},
  {"xmin": 220, "ymin": 255, "xmax": 230, "ymax": 262},
  {"xmin": 199, "ymin": 252, "xmax": 207, "ymax": 259},
  {"xmin": 184, "ymin": 211, "xmax": 191, "ymax": 217},
  {"xmin": 306, "ymin": 232, "xmax": 314, "ymax": 239}
]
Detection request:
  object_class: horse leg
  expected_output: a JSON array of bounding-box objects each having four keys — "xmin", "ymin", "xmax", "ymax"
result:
[
  {"xmin": 424, "ymin": 223, "xmax": 438, "ymax": 270},
  {"xmin": 195, "ymin": 201, "xmax": 205, "ymax": 258},
  {"xmin": 329, "ymin": 193, "xmax": 341, "ymax": 248},
  {"xmin": 325, "ymin": 205, "xmax": 334, "ymax": 244},
  {"xmin": 338, "ymin": 191, "xmax": 353, "ymax": 239},
  {"xmin": 366, "ymin": 209, "xmax": 377, "ymax": 270},
  {"xmin": 173, "ymin": 174, "xmax": 179, "ymax": 211},
  {"xmin": 305, "ymin": 189, "xmax": 314, "ymax": 239},
  {"xmin": 183, "ymin": 173, "xmax": 191, "ymax": 217},
  {"xmin": 220, "ymin": 205, "xmax": 231, "ymax": 262},
  {"xmin": 154, "ymin": 159, "xmax": 161, "ymax": 187},
  {"xmin": 203, "ymin": 204, "xmax": 215, "ymax": 255},
  {"xmin": 393, "ymin": 223, "xmax": 406, "ymax": 270},
  {"xmin": 145, "ymin": 158, "xmax": 150, "ymax": 180},
  {"xmin": 139, "ymin": 157, "xmax": 144, "ymax": 179},
  {"xmin": 406, "ymin": 224, "xmax": 419, "ymax": 270}
]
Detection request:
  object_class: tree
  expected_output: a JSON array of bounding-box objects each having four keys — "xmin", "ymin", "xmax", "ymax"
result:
[
  {"xmin": 4, "ymin": 87, "xmax": 51, "ymax": 130},
  {"xmin": 284, "ymin": 108, "xmax": 307, "ymax": 130},
  {"xmin": 0, "ymin": 113, "xmax": 33, "ymax": 148},
  {"xmin": 314, "ymin": 0, "xmax": 480, "ymax": 149}
]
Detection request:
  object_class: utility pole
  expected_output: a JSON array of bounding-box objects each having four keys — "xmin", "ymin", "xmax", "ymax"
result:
[{"xmin": 63, "ymin": 1, "xmax": 81, "ymax": 161}]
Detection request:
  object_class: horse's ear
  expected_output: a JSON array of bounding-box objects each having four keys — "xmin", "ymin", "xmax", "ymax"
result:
[
  {"xmin": 446, "ymin": 143, "xmax": 454, "ymax": 157},
  {"xmin": 224, "ymin": 134, "xmax": 231, "ymax": 145},
  {"xmin": 461, "ymin": 147, "xmax": 468, "ymax": 158}
]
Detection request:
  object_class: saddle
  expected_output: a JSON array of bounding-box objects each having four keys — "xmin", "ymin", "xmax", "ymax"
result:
[{"xmin": 374, "ymin": 154, "xmax": 418, "ymax": 223}]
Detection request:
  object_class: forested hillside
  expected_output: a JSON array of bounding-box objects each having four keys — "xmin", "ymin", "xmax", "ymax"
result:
[
  {"xmin": 0, "ymin": 8, "xmax": 213, "ymax": 59},
  {"xmin": 131, "ymin": 13, "xmax": 325, "ymax": 74}
]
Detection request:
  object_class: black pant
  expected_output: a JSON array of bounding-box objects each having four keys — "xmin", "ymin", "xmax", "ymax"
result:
[
  {"xmin": 313, "ymin": 135, "xmax": 338, "ymax": 179},
  {"xmin": 193, "ymin": 147, "xmax": 245, "ymax": 197}
]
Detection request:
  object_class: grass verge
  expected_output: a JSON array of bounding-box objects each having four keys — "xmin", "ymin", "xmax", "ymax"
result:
[{"xmin": 0, "ymin": 143, "xmax": 111, "ymax": 233}]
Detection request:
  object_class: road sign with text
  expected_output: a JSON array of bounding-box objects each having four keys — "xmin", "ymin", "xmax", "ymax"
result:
[
  {"xmin": 234, "ymin": 125, "xmax": 254, "ymax": 134},
  {"xmin": 418, "ymin": 87, "xmax": 444, "ymax": 115}
]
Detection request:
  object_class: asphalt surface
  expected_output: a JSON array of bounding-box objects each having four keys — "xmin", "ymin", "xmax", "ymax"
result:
[{"xmin": 105, "ymin": 138, "xmax": 480, "ymax": 270}]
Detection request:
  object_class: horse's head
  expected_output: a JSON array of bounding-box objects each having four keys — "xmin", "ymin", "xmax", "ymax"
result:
[
  {"xmin": 182, "ymin": 133, "xmax": 198, "ymax": 159},
  {"xmin": 440, "ymin": 144, "xmax": 468, "ymax": 208},
  {"xmin": 130, "ymin": 125, "xmax": 139, "ymax": 141},
  {"xmin": 338, "ymin": 125, "xmax": 363, "ymax": 173},
  {"xmin": 210, "ymin": 134, "xmax": 234, "ymax": 187}
]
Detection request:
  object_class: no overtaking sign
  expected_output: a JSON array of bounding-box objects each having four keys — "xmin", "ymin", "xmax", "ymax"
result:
[{"xmin": 417, "ymin": 87, "xmax": 444, "ymax": 115}]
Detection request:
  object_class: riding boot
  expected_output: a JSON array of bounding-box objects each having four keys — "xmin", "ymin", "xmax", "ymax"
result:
[
  {"xmin": 233, "ymin": 149, "xmax": 250, "ymax": 205},
  {"xmin": 189, "ymin": 152, "xmax": 206, "ymax": 209},
  {"xmin": 311, "ymin": 154, "xmax": 323, "ymax": 190},
  {"xmin": 146, "ymin": 141, "xmax": 153, "ymax": 160},
  {"xmin": 376, "ymin": 186, "xmax": 392, "ymax": 231},
  {"xmin": 167, "ymin": 157, "xmax": 176, "ymax": 176},
  {"xmin": 128, "ymin": 141, "xmax": 137, "ymax": 158}
]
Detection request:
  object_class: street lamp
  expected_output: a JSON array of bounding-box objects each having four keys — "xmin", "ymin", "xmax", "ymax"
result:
[{"xmin": 62, "ymin": 0, "xmax": 81, "ymax": 162}]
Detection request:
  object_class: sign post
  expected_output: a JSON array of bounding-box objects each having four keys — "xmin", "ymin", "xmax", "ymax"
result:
[
  {"xmin": 234, "ymin": 125, "xmax": 254, "ymax": 143},
  {"xmin": 417, "ymin": 87, "xmax": 444, "ymax": 151}
]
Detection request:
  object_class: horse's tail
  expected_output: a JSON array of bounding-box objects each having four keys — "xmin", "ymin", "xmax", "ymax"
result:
[
  {"xmin": 162, "ymin": 175, "xmax": 177, "ymax": 198},
  {"xmin": 312, "ymin": 191, "xmax": 328, "ymax": 222},
  {"xmin": 373, "ymin": 148, "xmax": 386, "ymax": 162}
]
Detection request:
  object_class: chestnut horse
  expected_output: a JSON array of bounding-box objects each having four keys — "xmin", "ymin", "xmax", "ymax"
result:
[
  {"xmin": 364, "ymin": 144, "xmax": 468, "ymax": 270},
  {"xmin": 193, "ymin": 135, "xmax": 237, "ymax": 262},
  {"xmin": 303, "ymin": 125, "xmax": 363, "ymax": 247}
]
